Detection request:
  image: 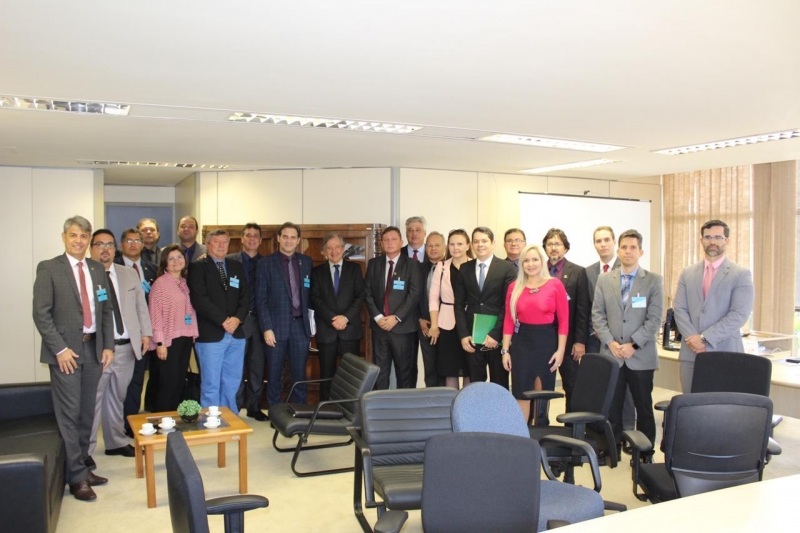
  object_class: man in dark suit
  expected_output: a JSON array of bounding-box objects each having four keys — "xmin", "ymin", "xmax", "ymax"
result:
[
  {"xmin": 227, "ymin": 223, "xmax": 268, "ymax": 420},
  {"xmin": 188, "ymin": 229, "xmax": 250, "ymax": 413},
  {"xmin": 417, "ymin": 231, "xmax": 446, "ymax": 387},
  {"xmin": 454, "ymin": 226, "xmax": 516, "ymax": 389},
  {"xmin": 364, "ymin": 226, "xmax": 422, "ymax": 389},
  {"xmin": 503, "ymin": 228, "xmax": 527, "ymax": 270},
  {"xmin": 138, "ymin": 217, "xmax": 162, "ymax": 266},
  {"xmin": 400, "ymin": 215, "xmax": 428, "ymax": 263},
  {"xmin": 543, "ymin": 228, "xmax": 590, "ymax": 412},
  {"xmin": 33, "ymin": 215, "xmax": 115, "ymax": 501},
  {"xmin": 310, "ymin": 231, "xmax": 365, "ymax": 400},
  {"xmin": 256, "ymin": 222, "xmax": 313, "ymax": 405},
  {"xmin": 176, "ymin": 215, "xmax": 207, "ymax": 262}
]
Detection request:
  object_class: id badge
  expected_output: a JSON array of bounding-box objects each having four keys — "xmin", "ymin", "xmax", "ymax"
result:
[
  {"xmin": 184, "ymin": 314, "xmax": 192, "ymax": 325},
  {"xmin": 230, "ymin": 276, "xmax": 240, "ymax": 289},
  {"xmin": 303, "ymin": 276, "xmax": 311, "ymax": 289},
  {"xmin": 141, "ymin": 280, "xmax": 151, "ymax": 294},
  {"xmin": 514, "ymin": 320, "xmax": 520, "ymax": 334},
  {"xmin": 393, "ymin": 280, "xmax": 405, "ymax": 290},
  {"xmin": 96, "ymin": 287, "xmax": 108, "ymax": 302},
  {"xmin": 631, "ymin": 296, "xmax": 646, "ymax": 309}
]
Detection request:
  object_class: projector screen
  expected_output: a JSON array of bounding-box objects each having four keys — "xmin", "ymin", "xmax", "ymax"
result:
[{"xmin": 519, "ymin": 192, "xmax": 652, "ymax": 270}]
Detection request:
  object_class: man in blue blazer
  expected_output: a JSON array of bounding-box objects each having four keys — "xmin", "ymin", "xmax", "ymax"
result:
[
  {"xmin": 256, "ymin": 222, "xmax": 313, "ymax": 405},
  {"xmin": 672, "ymin": 220, "xmax": 754, "ymax": 392}
]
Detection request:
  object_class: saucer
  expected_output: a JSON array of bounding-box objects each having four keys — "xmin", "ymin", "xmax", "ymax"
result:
[
  {"xmin": 138, "ymin": 428, "xmax": 157, "ymax": 436},
  {"xmin": 159, "ymin": 422, "xmax": 176, "ymax": 429},
  {"xmin": 207, "ymin": 411, "xmax": 221, "ymax": 417},
  {"xmin": 203, "ymin": 421, "xmax": 221, "ymax": 429}
]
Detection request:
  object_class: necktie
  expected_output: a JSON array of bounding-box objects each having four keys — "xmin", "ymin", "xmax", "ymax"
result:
[
  {"xmin": 333, "ymin": 264, "xmax": 340, "ymax": 296},
  {"xmin": 549, "ymin": 264, "xmax": 558, "ymax": 277},
  {"xmin": 384, "ymin": 260, "xmax": 394, "ymax": 316},
  {"xmin": 133, "ymin": 263, "xmax": 141, "ymax": 279},
  {"xmin": 184, "ymin": 247, "xmax": 191, "ymax": 263},
  {"xmin": 77, "ymin": 262, "xmax": 92, "ymax": 329},
  {"xmin": 413, "ymin": 249, "xmax": 419, "ymax": 261},
  {"xmin": 217, "ymin": 260, "xmax": 228, "ymax": 290},
  {"xmin": 106, "ymin": 271, "xmax": 124, "ymax": 335},
  {"xmin": 603, "ymin": 264, "xmax": 609, "ymax": 273},
  {"xmin": 621, "ymin": 274, "xmax": 632, "ymax": 306},
  {"xmin": 478, "ymin": 263, "xmax": 486, "ymax": 291},
  {"xmin": 703, "ymin": 264, "xmax": 713, "ymax": 299},
  {"xmin": 288, "ymin": 256, "xmax": 301, "ymax": 310}
]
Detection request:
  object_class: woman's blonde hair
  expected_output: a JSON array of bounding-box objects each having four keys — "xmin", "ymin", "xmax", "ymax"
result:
[{"xmin": 510, "ymin": 244, "xmax": 550, "ymax": 324}]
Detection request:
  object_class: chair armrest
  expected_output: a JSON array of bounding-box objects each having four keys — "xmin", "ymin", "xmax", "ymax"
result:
[
  {"xmin": 287, "ymin": 377, "xmax": 335, "ymax": 401},
  {"xmin": 540, "ymin": 435, "xmax": 601, "ymax": 492},
  {"xmin": 374, "ymin": 510, "xmax": 408, "ymax": 533},
  {"xmin": 347, "ymin": 426, "xmax": 378, "ymax": 506},
  {"xmin": 205, "ymin": 495, "xmax": 269, "ymax": 515},
  {"xmin": 556, "ymin": 412, "xmax": 605, "ymax": 425},
  {"xmin": 772, "ymin": 415, "xmax": 783, "ymax": 428},
  {"xmin": 299, "ymin": 398, "xmax": 359, "ymax": 440},
  {"xmin": 768, "ymin": 437, "xmax": 782, "ymax": 456},
  {"xmin": 621, "ymin": 429, "xmax": 652, "ymax": 454},
  {"xmin": 654, "ymin": 400, "xmax": 670, "ymax": 412},
  {"xmin": 547, "ymin": 519, "xmax": 571, "ymax": 529},
  {"xmin": 603, "ymin": 501, "xmax": 627, "ymax": 512},
  {"xmin": 522, "ymin": 390, "xmax": 564, "ymax": 401}
]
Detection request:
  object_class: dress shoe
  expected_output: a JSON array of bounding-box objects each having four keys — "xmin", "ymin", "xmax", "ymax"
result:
[
  {"xmin": 84, "ymin": 456, "xmax": 97, "ymax": 470},
  {"xmin": 247, "ymin": 411, "xmax": 268, "ymax": 422},
  {"xmin": 69, "ymin": 480, "xmax": 97, "ymax": 501},
  {"xmin": 105, "ymin": 445, "xmax": 136, "ymax": 457},
  {"xmin": 86, "ymin": 472, "xmax": 108, "ymax": 486},
  {"xmin": 124, "ymin": 427, "xmax": 134, "ymax": 439}
]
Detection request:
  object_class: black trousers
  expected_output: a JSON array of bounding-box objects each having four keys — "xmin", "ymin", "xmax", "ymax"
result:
[
  {"xmin": 123, "ymin": 353, "xmax": 146, "ymax": 433},
  {"xmin": 558, "ymin": 352, "xmax": 579, "ymax": 411},
  {"xmin": 468, "ymin": 347, "xmax": 509, "ymax": 389},
  {"xmin": 154, "ymin": 336, "xmax": 193, "ymax": 413},
  {"xmin": 586, "ymin": 334, "xmax": 637, "ymax": 430},
  {"xmin": 373, "ymin": 329, "xmax": 417, "ymax": 390},
  {"xmin": 317, "ymin": 338, "xmax": 361, "ymax": 400},
  {"xmin": 237, "ymin": 325, "xmax": 268, "ymax": 413},
  {"xmin": 610, "ymin": 364, "xmax": 655, "ymax": 445},
  {"xmin": 418, "ymin": 329, "xmax": 443, "ymax": 387}
]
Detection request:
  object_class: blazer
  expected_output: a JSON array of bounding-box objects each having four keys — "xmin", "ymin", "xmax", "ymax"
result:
[
  {"xmin": 417, "ymin": 259, "xmax": 438, "ymax": 321},
  {"xmin": 226, "ymin": 251, "xmax": 263, "ymax": 337},
  {"xmin": 592, "ymin": 266, "xmax": 664, "ymax": 371},
  {"xmin": 586, "ymin": 257, "xmax": 620, "ymax": 341},
  {"xmin": 553, "ymin": 259, "xmax": 590, "ymax": 349},
  {"xmin": 256, "ymin": 251, "xmax": 313, "ymax": 340},
  {"xmin": 174, "ymin": 242, "xmax": 207, "ymax": 263},
  {"xmin": 33, "ymin": 254, "xmax": 115, "ymax": 365},
  {"xmin": 672, "ymin": 257, "xmax": 754, "ymax": 364},
  {"xmin": 310, "ymin": 261, "xmax": 365, "ymax": 343},
  {"xmin": 110, "ymin": 263, "xmax": 153, "ymax": 360},
  {"xmin": 429, "ymin": 259, "xmax": 458, "ymax": 331},
  {"xmin": 400, "ymin": 244, "xmax": 428, "ymax": 264},
  {"xmin": 454, "ymin": 256, "xmax": 517, "ymax": 342},
  {"xmin": 187, "ymin": 256, "xmax": 249, "ymax": 342},
  {"xmin": 114, "ymin": 255, "xmax": 158, "ymax": 301},
  {"xmin": 364, "ymin": 253, "xmax": 421, "ymax": 335}
]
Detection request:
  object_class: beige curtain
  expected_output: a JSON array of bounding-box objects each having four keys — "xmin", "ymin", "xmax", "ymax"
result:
[
  {"xmin": 663, "ymin": 167, "xmax": 751, "ymax": 308},
  {"xmin": 752, "ymin": 161, "xmax": 798, "ymax": 334}
]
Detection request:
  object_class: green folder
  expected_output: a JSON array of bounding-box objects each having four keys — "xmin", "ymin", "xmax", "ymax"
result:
[{"xmin": 472, "ymin": 313, "xmax": 498, "ymax": 344}]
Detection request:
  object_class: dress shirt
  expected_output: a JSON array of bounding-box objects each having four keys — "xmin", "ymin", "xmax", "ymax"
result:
[
  {"xmin": 549, "ymin": 258, "xmax": 566, "ymax": 280},
  {"xmin": 600, "ymin": 261, "xmax": 614, "ymax": 275},
  {"xmin": 212, "ymin": 258, "xmax": 228, "ymax": 278},
  {"xmin": 474, "ymin": 255, "xmax": 494, "ymax": 284},
  {"xmin": 407, "ymin": 244, "xmax": 425, "ymax": 262},
  {"xmin": 279, "ymin": 252, "xmax": 302, "ymax": 317},
  {"xmin": 182, "ymin": 242, "xmax": 199, "ymax": 262},
  {"xmin": 620, "ymin": 266, "xmax": 640, "ymax": 294},
  {"xmin": 241, "ymin": 252, "xmax": 261, "ymax": 310},
  {"xmin": 66, "ymin": 254, "xmax": 96, "ymax": 333},
  {"xmin": 107, "ymin": 264, "xmax": 130, "ymax": 340},
  {"xmin": 329, "ymin": 260, "xmax": 344, "ymax": 284},
  {"xmin": 122, "ymin": 255, "xmax": 143, "ymax": 274}
]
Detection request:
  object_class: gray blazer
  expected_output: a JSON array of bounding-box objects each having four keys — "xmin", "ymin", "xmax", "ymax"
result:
[
  {"xmin": 672, "ymin": 257, "xmax": 754, "ymax": 363},
  {"xmin": 592, "ymin": 266, "xmax": 664, "ymax": 370},
  {"xmin": 586, "ymin": 258, "xmax": 620, "ymax": 339},
  {"xmin": 33, "ymin": 254, "xmax": 115, "ymax": 365},
  {"xmin": 112, "ymin": 263, "xmax": 153, "ymax": 360}
]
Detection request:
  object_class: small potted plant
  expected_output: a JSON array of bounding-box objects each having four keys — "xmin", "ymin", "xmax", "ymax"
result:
[{"xmin": 177, "ymin": 400, "xmax": 202, "ymax": 423}]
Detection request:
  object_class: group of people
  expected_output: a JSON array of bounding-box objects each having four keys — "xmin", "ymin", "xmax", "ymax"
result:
[{"xmin": 32, "ymin": 212, "xmax": 753, "ymax": 502}]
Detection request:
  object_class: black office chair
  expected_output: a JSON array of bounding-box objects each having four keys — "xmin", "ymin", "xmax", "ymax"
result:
[
  {"xmin": 624, "ymin": 392, "xmax": 773, "ymax": 503},
  {"xmin": 165, "ymin": 432, "xmax": 268, "ymax": 533},
  {"xmin": 269, "ymin": 353, "xmax": 380, "ymax": 476}
]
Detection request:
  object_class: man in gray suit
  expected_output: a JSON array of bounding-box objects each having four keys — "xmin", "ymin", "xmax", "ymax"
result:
[
  {"xmin": 672, "ymin": 219, "xmax": 754, "ymax": 392},
  {"xmin": 592, "ymin": 229, "xmax": 664, "ymax": 448},
  {"xmin": 87, "ymin": 230, "xmax": 152, "ymax": 461},
  {"xmin": 33, "ymin": 216, "xmax": 115, "ymax": 501}
]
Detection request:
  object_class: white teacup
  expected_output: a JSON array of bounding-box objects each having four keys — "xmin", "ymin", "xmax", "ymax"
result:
[
  {"xmin": 206, "ymin": 416, "xmax": 221, "ymax": 427},
  {"xmin": 161, "ymin": 417, "xmax": 175, "ymax": 427},
  {"xmin": 142, "ymin": 423, "xmax": 154, "ymax": 433},
  {"xmin": 208, "ymin": 406, "xmax": 221, "ymax": 416}
]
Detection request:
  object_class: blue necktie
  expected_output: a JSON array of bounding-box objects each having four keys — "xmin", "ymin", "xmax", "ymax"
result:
[
  {"xmin": 333, "ymin": 264, "xmax": 340, "ymax": 296},
  {"xmin": 621, "ymin": 274, "xmax": 632, "ymax": 306},
  {"xmin": 478, "ymin": 263, "xmax": 486, "ymax": 291}
]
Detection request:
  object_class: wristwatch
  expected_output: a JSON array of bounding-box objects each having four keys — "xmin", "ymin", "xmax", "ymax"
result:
[
  {"xmin": 631, "ymin": 342, "xmax": 640, "ymax": 350},
  {"xmin": 500, "ymin": 349, "xmax": 509, "ymax": 355},
  {"xmin": 701, "ymin": 336, "xmax": 709, "ymax": 345}
]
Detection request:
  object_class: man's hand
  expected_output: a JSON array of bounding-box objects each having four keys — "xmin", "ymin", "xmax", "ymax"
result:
[
  {"xmin": 618, "ymin": 343, "xmax": 636, "ymax": 359},
  {"xmin": 685, "ymin": 334, "xmax": 705, "ymax": 353},
  {"xmin": 483, "ymin": 335, "xmax": 498, "ymax": 350},
  {"xmin": 608, "ymin": 340, "xmax": 624, "ymax": 359},
  {"xmin": 572, "ymin": 342, "xmax": 586, "ymax": 361},
  {"xmin": 263, "ymin": 329, "xmax": 276, "ymax": 347},
  {"xmin": 331, "ymin": 315, "xmax": 348, "ymax": 330},
  {"xmin": 141, "ymin": 336, "xmax": 151, "ymax": 353},
  {"xmin": 156, "ymin": 345, "xmax": 168, "ymax": 360},
  {"xmin": 461, "ymin": 336, "xmax": 476, "ymax": 353},
  {"xmin": 419, "ymin": 319, "xmax": 431, "ymax": 337},
  {"xmin": 383, "ymin": 315, "xmax": 399, "ymax": 331},
  {"xmin": 222, "ymin": 316, "xmax": 241, "ymax": 334},
  {"xmin": 101, "ymin": 349, "xmax": 114, "ymax": 370},
  {"xmin": 56, "ymin": 349, "xmax": 79, "ymax": 374}
]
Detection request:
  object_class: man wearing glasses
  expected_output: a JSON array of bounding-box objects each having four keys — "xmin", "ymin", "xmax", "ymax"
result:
[
  {"xmin": 672, "ymin": 220, "xmax": 754, "ymax": 392},
  {"xmin": 503, "ymin": 228, "xmax": 526, "ymax": 270}
]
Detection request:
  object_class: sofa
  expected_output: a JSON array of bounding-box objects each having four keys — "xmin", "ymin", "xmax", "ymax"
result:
[{"xmin": 0, "ymin": 382, "xmax": 65, "ymax": 533}]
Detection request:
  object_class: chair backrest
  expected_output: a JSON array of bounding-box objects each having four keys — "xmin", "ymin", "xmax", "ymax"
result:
[
  {"xmin": 570, "ymin": 352, "xmax": 620, "ymax": 415},
  {"xmin": 422, "ymin": 432, "xmax": 541, "ymax": 533},
  {"xmin": 692, "ymin": 351, "xmax": 772, "ymax": 396},
  {"xmin": 165, "ymin": 432, "xmax": 210, "ymax": 533},
  {"xmin": 360, "ymin": 388, "xmax": 456, "ymax": 466},
  {"xmin": 664, "ymin": 392, "xmax": 772, "ymax": 498},
  {"xmin": 329, "ymin": 353, "xmax": 380, "ymax": 423},
  {"xmin": 451, "ymin": 382, "xmax": 529, "ymax": 438}
]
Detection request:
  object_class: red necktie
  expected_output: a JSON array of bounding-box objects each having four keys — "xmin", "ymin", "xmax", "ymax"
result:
[
  {"xmin": 133, "ymin": 263, "xmax": 141, "ymax": 279},
  {"xmin": 413, "ymin": 249, "xmax": 418, "ymax": 261},
  {"xmin": 77, "ymin": 262, "xmax": 92, "ymax": 329},
  {"xmin": 383, "ymin": 260, "xmax": 394, "ymax": 316},
  {"xmin": 603, "ymin": 264, "xmax": 609, "ymax": 273}
]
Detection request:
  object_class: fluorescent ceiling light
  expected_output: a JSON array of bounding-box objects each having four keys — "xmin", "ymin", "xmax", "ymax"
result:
[
  {"xmin": 228, "ymin": 112, "xmax": 422, "ymax": 134},
  {"xmin": 519, "ymin": 159, "xmax": 620, "ymax": 174},
  {"xmin": 78, "ymin": 160, "xmax": 228, "ymax": 169},
  {"xmin": 0, "ymin": 95, "xmax": 130, "ymax": 116},
  {"xmin": 653, "ymin": 129, "xmax": 800, "ymax": 155},
  {"xmin": 480, "ymin": 134, "xmax": 626, "ymax": 153}
]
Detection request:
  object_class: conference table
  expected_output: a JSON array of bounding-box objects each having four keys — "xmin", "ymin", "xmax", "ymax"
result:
[{"xmin": 560, "ymin": 474, "xmax": 800, "ymax": 532}]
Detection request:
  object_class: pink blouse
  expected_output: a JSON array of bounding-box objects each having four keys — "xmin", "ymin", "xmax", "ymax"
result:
[
  {"xmin": 429, "ymin": 259, "xmax": 457, "ymax": 330},
  {"xmin": 503, "ymin": 279, "xmax": 569, "ymax": 336},
  {"xmin": 149, "ymin": 274, "xmax": 199, "ymax": 348}
]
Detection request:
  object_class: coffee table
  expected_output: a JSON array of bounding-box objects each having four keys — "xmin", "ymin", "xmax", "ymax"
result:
[{"xmin": 127, "ymin": 407, "xmax": 253, "ymax": 508}]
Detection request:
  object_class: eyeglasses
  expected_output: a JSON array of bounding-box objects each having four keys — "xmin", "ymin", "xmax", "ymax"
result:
[
  {"xmin": 91, "ymin": 242, "xmax": 115, "ymax": 249},
  {"xmin": 546, "ymin": 242, "xmax": 564, "ymax": 248},
  {"xmin": 124, "ymin": 239, "xmax": 143, "ymax": 245},
  {"xmin": 505, "ymin": 239, "xmax": 524, "ymax": 244},
  {"xmin": 702, "ymin": 235, "xmax": 726, "ymax": 242}
]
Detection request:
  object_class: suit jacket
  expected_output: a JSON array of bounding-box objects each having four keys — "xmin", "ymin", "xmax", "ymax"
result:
[
  {"xmin": 114, "ymin": 255, "xmax": 157, "ymax": 302},
  {"xmin": 505, "ymin": 256, "xmax": 520, "ymax": 270},
  {"xmin": 226, "ymin": 251, "xmax": 263, "ymax": 337},
  {"xmin": 552, "ymin": 259, "xmax": 590, "ymax": 350},
  {"xmin": 417, "ymin": 259, "xmax": 438, "ymax": 321},
  {"xmin": 310, "ymin": 261, "xmax": 365, "ymax": 343},
  {"xmin": 175, "ymin": 242, "xmax": 207, "ymax": 263},
  {"xmin": 454, "ymin": 256, "xmax": 517, "ymax": 342},
  {"xmin": 110, "ymin": 264, "xmax": 153, "ymax": 360},
  {"xmin": 33, "ymin": 254, "xmax": 115, "ymax": 365},
  {"xmin": 364, "ymin": 253, "xmax": 421, "ymax": 335},
  {"xmin": 187, "ymin": 256, "xmax": 249, "ymax": 342},
  {"xmin": 141, "ymin": 245, "xmax": 162, "ymax": 267},
  {"xmin": 672, "ymin": 257, "xmax": 754, "ymax": 363},
  {"xmin": 592, "ymin": 266, "xmax": 664, "ymax": 370},
  {"xmin": 401, "ymin": 244, "xmax": 428, "ymax": 264},
  {"xmin": 256, "ymin": 252, "xmax": 313, "ymax": 340},
  {"xmin": 587, "ymin": 257, "xmax": 620, "ymax": 340}
]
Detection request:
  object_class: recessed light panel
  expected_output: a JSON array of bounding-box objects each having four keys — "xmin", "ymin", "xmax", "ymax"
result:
[
  {"xmin": 78, "ymin": 160, "xmax": 228, "ymax": 169},
  {"xmin": 519, "ymin": 159, "xmax": 620, "ymax": 174},
  {"xmin": 0, "ymin": 95, "xmax": 130, "ymax": 116},
  {"xmin": 228, "ymin": 113, "xmax": 422, "ymax": 134},
  {"xmin": 480, "ymin": 134, "xmax": 626, "ymax": 153},
  {"xmin": 653, "ymin": 129, "xmax": 800, "ymax": 155}
]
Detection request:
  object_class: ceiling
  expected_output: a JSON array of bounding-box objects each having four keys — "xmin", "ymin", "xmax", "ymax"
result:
[{"xmin": 2, "ymin": 0, "xmax": 799, "ymax": 186}]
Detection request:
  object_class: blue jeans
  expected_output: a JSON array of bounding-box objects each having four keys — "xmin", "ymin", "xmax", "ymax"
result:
[{"xmin": 195, "ymin": 333, "xmax": 246, "ymax": 413}]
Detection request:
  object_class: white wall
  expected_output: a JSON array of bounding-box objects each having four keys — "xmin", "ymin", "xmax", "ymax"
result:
[{"xmin": 398, "ymin": 168, "xmax": 478, "ymax": 239}]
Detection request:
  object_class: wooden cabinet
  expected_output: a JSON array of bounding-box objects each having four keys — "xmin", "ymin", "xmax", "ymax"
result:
[{"xmin": 202, "ymin": 223, "xmax": 385, "ymax": 404}]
